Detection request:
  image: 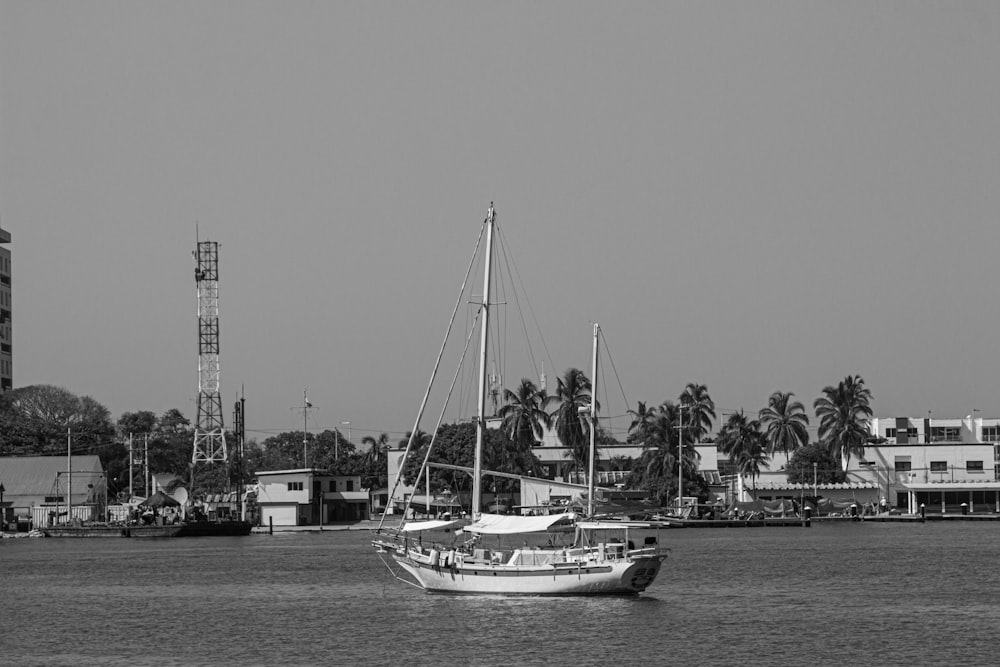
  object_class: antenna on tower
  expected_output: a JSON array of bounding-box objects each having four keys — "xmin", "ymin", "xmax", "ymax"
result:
[{"xmin": 192, "ymin": 235, "xmax": 227, "ymax": 465}]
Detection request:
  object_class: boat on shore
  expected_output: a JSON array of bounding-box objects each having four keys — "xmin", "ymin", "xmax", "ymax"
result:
[
  {"xmin": 372, "ymin": 204, "xmax": 666, "ymax": 596},
  {"xmin": 176, "ymin": 520, "xmax": 253, "ymax": 536},
  {"xmin": 42, "ymin": 520, "xmax": 252, "ymax": 538},
  {"xmin": 43, "ymin": 523, "xmax": 183, "ymax": 538}
]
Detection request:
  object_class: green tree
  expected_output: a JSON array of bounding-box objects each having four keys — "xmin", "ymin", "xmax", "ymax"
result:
[
  {"xmin": 626, "ymin": 400, "xmax": 680, "ymax": 505},
  {"xmin": 0, "ymin": 384, "xmax": 114, "ymax": 455},
  {"xmin": 814, "ymin": 375, "xmax": 873, "ymax": 471},
  {"xmin": 786, "ymin": 443, "xmax": 847, "ymax": 486},
  {"xmin": 717, "ymin": 410, "xmax": 769, "ymax": 498},
  {"xmin": 758, "ymin": 391, "xmax": 810, "ymax": 461},
  {"xmin": 360, "ymin": 433, "xmax": 390, "ymax": 511},
  {"xmin": 679, "ymin": 382, "xmax": 716, "ymax": 442},
  {"xmin": 117, "ymin": 411, "xmax": 158, "ymax": 438},
  {"xmin": 626, "ymin": 401, "xmax": 655, "ymax": 445},
  {"xmin": 547, "ymin": 368, "xmax": 596, "ymax": 479},
  {"xmin": 498, "ymin": 378, "xmax": 551, "ymax": 450}
]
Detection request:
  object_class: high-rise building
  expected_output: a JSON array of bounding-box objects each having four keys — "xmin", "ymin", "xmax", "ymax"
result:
[{"xmin": 0, "ymin": 225, "xmax": 10, "ymax": 391}]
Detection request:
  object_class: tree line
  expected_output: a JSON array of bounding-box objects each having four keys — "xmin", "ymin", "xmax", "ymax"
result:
[
  {"xmin": 0, "ymin": 371, "xmax": 875, "ymax": 507},
  {"xmin": 0, "ymin": 384, "xmax": 387, "ymax": 501}
]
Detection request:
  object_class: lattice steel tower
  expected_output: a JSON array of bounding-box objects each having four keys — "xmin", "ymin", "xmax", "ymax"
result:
[{"xmin": 192, "ymin": 238, "xmax": 227, "ymax": 464}]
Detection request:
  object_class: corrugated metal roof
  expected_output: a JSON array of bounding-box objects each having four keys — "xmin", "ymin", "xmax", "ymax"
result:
[{"xmin": 0, "ymin": 455, "xmax": 104, "ymax": 497}]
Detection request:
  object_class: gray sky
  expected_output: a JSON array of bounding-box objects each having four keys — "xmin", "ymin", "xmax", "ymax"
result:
[{"xmin": 2, "ymin": 2, "xmax": 999, "ymax": 445}]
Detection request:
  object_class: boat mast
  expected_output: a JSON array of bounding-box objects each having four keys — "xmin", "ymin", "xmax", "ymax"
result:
[
  {"xmin": 66, "ymin": 428, "xmax": 72, "ymax": 525},
  {"xmin": 472, "ymin": 203, "xmax": 495, "ymax": 519},
  {"xmin": 587, "ymin": 324, "xmax": 598, "ymax": 518}
]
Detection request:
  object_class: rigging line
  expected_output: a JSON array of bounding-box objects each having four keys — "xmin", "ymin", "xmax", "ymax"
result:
[
  {"xmin": 495, "ymin": 224, "xmax": 540, "ymax": 385},
  {"xmin": 495, "ymin": 223, "xmax": 556, "ymax": 384},
  {"xmin": 379, "ymin": 217, "xmax": 487, "ymax": 532},
  {"xmin": 598, "ymin": 326, "xmax": 630, "ymax": 412},
  {"xmin": 402, "ymin": 308, "xmax": 482, "ymax": 523}
]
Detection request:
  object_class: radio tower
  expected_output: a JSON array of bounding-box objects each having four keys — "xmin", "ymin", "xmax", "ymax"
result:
[{"xmin": 192, "ymin": 235, "xmax": 227, "ymax": 464}]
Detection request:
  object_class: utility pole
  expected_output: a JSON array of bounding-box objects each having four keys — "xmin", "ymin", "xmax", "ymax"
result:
[
  {"xmin": 296, "ymin": 389, "xmax": 314, "ymax": 468},
  {"xmin": 677, "ymin": 406, "xmax": 685, "ymax": 510},
  {"xmin": 128, "ymin": 434, "xmax": 134, "ymax": 501},
  {"xmin": 66, "ymin": 429, "xmax": 72, "ymax": 525}
]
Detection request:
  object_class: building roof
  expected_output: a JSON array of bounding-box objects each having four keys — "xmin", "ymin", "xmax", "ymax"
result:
[
  {"xmin": 901, "ymin": 480, "xmax": 1000, "ymax": 492},
  {"xmin": 0, "ymin": 455, "xmax": 104, "ymax": 497},
  {"xmin": 755, "ymin": 482, "xmax": 879, "ymax": 491}
]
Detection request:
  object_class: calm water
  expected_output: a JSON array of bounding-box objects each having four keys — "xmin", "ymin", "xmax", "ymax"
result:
[{"xmin": 2, "ymin": 522, "xmax": 999, "ymax": 666}]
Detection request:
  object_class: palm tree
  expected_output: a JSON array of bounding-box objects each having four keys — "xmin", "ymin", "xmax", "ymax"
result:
[
  {"xmin": 497, "ymin": 378, "xmax": 551, "ymax": 450},
  {"xmin": 814, "ymin": 375, "xmax": 873, "ymax": 471},
  {"xmin": 626, "ymin": 400, "xmax": 655, "ymax": 445},
  {"xmin": 360, "ymin": 433, "xmax": 390, "ymax": 515},
  {"xmin": 758, "ymin": 391, "xmax": 810, "ymax": 462},
  {"xmin": 717, "ymin": 410, "xmax": 769, "ymax": 499},
  {"xmin": 679, "ymin": 383, "xmax": 716, "ymax": 443},
  {"xmin": 546, "ymin": 368, "xmax": 596, "ymax": 481},
  {"xmin": 626, "ymin": 400, "xmax": 682, "ymax": 504},
  {"xmin": 361, "ymin": 432, "xmax": 390, "ymax": 465}
]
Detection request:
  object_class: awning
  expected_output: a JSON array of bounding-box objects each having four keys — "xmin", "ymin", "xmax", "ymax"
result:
[
  {"xmin": 399, "ymin": 519, "xmax": 459, "ymax": 532},
  {"xmin": 463, "ymin": 513, "xmax": 573, "ymax": 535}
]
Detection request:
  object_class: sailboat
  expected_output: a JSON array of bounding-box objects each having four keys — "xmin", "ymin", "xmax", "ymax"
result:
[{"xmin": 372, "ymin": 204, "xmax": 666, "ymax": 595}]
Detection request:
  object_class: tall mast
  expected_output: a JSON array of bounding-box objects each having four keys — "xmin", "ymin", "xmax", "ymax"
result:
[
  {"xmin": 472, "ymin": 203, "xmax": 495, "ymax": 519},
  {"xmin": 587, "ymin": 324, "xmax": 599, "ymax": 518}
]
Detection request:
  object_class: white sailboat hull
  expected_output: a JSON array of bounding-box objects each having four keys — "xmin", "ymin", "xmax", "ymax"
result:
[{"xmin": 378, "ymin": 541, "xmax": 665, "ymax": 596}]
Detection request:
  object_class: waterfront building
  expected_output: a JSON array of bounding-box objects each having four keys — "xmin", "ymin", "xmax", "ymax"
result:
[
  {"xmin": 0, "ymin": 455, "xmax": 105, "ymax": 528},
  {"xmin": 866, "ymin": 416, "xmax": 1000, "ymax": 513},
  {"xmin": 0, "ymin": 224, "xmax": 11, "ymax": 391},
  {"xmin": 255, "ymin": 468, "xmax": 368, "ymax": 526},
  {"xmin": 729, "ymin": 416, "xmax": 1000, "ymax": 514}
]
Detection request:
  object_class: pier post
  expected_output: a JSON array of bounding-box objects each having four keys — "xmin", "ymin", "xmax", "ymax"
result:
[
  {"xmin": 919, "ymin": 503, "xmax": 925, "ymax": 523},
  {"xmin": 269, "ymin": 516, "xmax": 273, "ymax": 535}
]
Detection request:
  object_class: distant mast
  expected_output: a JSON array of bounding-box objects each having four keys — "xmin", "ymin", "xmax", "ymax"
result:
[
  {"xmin": 587, "ymin": 324, "xmax": 599, "ymax": 518},
  {"xmin": 472, "ymin": 203, "xmax": 496, "ymax": 519}
]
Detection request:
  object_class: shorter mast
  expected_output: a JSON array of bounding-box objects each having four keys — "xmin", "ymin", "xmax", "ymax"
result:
[
  {"xmin": 472, "ymin": 203, "xmax": 496, "ymax": 519},
  {"xmin": 587, "ymin": 323, "xmax": 599, "ymax": 518},
  {"xmin": 66, "ymin": 428, "xmax": 72, "ymax": 525}
]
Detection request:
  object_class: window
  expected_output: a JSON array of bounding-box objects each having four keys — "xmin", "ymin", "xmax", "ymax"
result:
[
  {"xmin": 886, "ymin": 428, "xmax": 896, "ymax": 438},
  {"xmin": 930, "ymin": 426, "xmax": 960, "ymax": 442},
  {"xmin": 328, "ymin": 480, "xmax": 336, "ymax": 492},
  {"xmin": 45, "ymin": 495, "xmax": 64, "ymax": 503},
  {"xmin": 894, "ymin": 461, "xmax": 911, "ymax": 472},
  {"xmin": 983, "ymin": 426, "xmax": 1000, "ymax": 441},
  {"xmin": 930, "ymin": 461, "xmax": 947, "ymax": 472},
  {"xmin": 347, "ymin": 480, "xmax": 354, "ymax": 492},
  {"xmin": 967, "ymin": 461, "xmax": 984, "ymax": 472},
  {"xmin": 287, "ymin": 481, "xmax": 303, "ymax": 491}
]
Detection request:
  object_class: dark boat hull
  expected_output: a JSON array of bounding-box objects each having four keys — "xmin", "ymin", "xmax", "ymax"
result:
[
  {"xmin": 176, "ymin": 520, "xmax": 253, "ymax": 537},
  {"xmin": 43, "ymin": 525, "xmax": 182, "ymax": 538}
]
